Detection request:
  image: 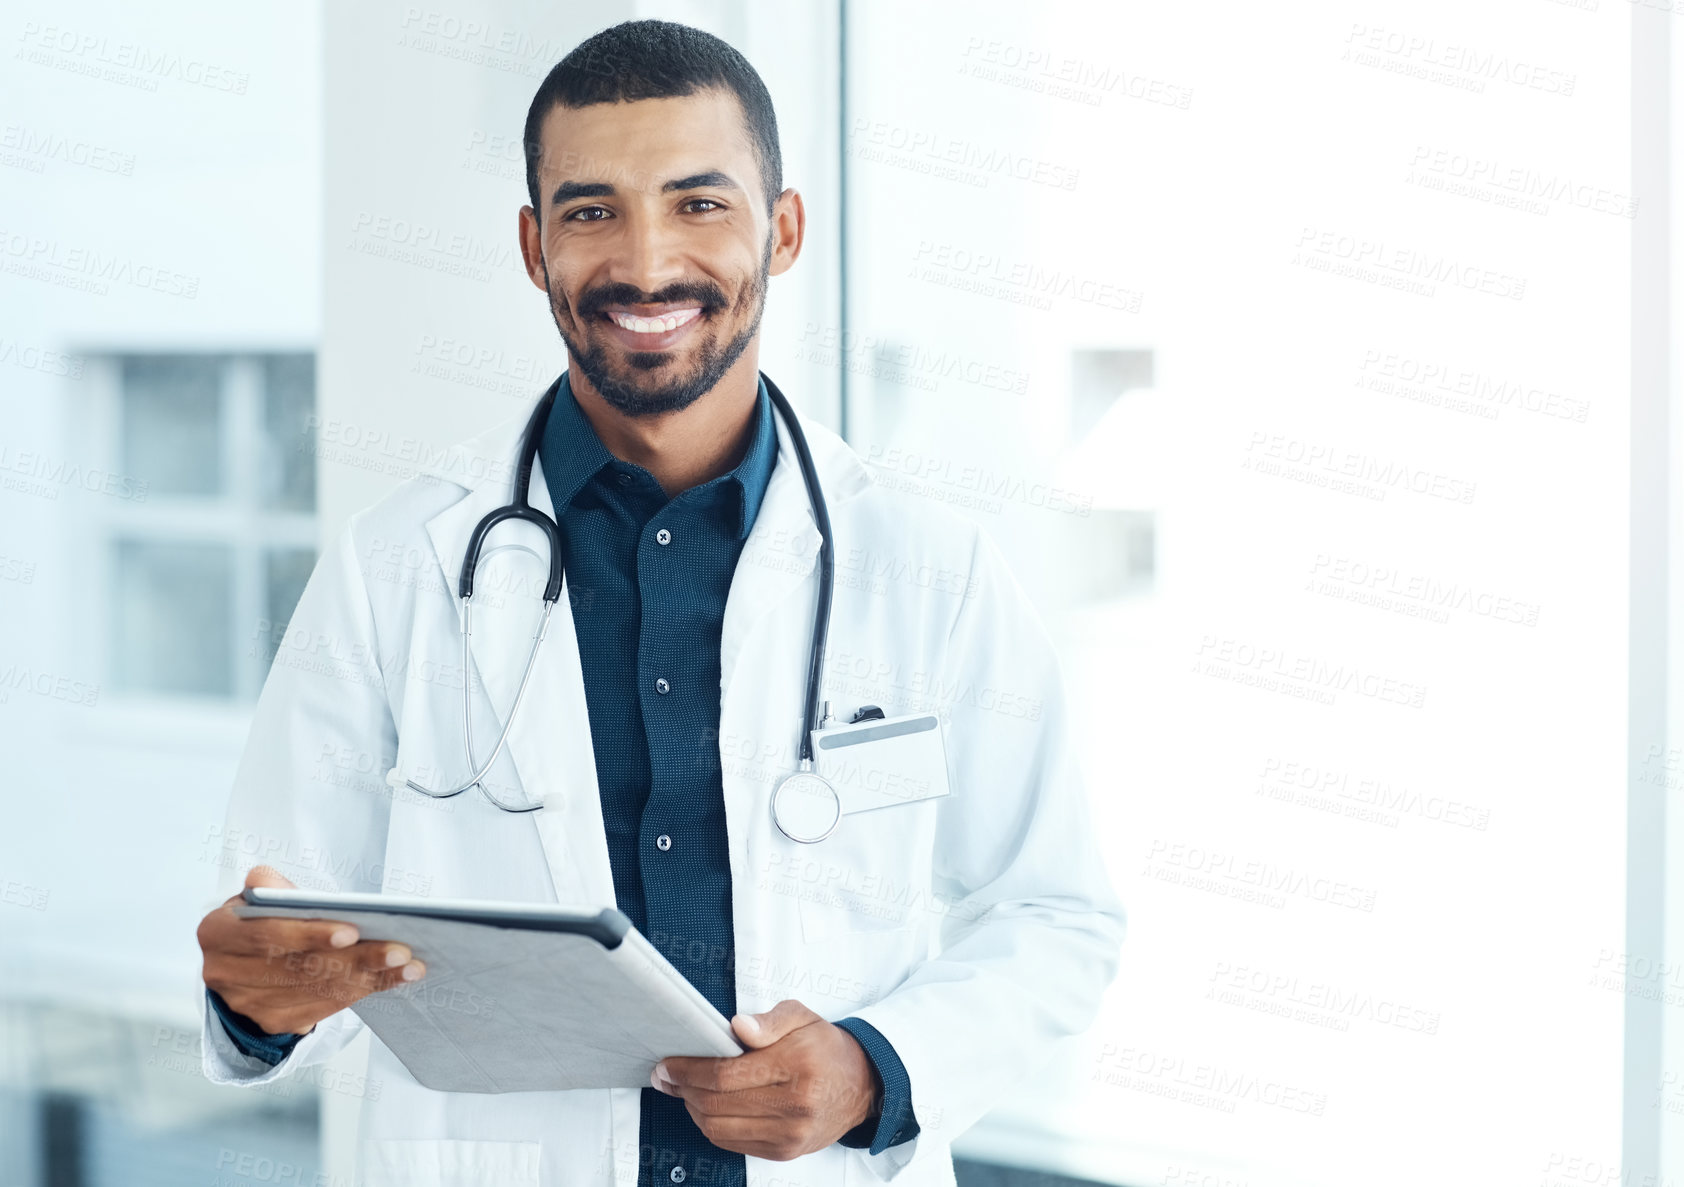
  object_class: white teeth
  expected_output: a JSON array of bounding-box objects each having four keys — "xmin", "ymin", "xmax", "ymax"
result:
[{"xmin": 609, "ymin": 308, "xmax": 701, "ymax": 334}]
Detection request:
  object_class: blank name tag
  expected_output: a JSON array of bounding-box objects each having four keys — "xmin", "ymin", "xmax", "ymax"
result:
[{"xmin": 810, "ymin": 711, "xmax": 952, "ymax": 817}]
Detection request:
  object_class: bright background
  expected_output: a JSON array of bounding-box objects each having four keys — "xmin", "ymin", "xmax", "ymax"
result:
[{"xmin": 0, "ymin": 2, "xmax": 1678, "ymax": 1186}]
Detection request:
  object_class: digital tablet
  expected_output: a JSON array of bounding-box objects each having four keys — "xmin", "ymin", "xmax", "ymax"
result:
[
  {"xmin": 239, "ymin": 885, "xmax": 631, "ymax": 945},
  {"xmin": 231, "ymin": 886, "xmax": 744, "ymax": 1093}
]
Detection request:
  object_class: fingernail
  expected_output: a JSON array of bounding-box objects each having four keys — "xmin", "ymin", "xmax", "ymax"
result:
[
  {"xmin": 739, "ymin": 1014, "xmax": 760, "ymax": 1034},
  {"xmin": 385, "ymin": 947, "xmax": 409, "ymax": 967},
  {"xmin": 330, "ymin": 929, "xmax": 356, "ymax": 948},
  {"xmin": 402, "ymin": 961, "xmax": 424, "ymax": 981}
]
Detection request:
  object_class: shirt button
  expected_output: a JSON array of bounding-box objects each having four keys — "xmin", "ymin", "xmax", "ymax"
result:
[
  {"xmin": 656, "ymin": 527, "xmax": 672, "ymax": 545},
  {"xmin": 617, "ymin": 472, "xmax": 632, "ymax": 486},
  {"xmin": 655, "ymin": 677, "xmax": 670, "ymax": 694},
  {"xmin": 656, "ymin": 834, "xmax": 672, "ymax": 852},
  {"xmin": 670, "ymin": 1168, "xmax": 686, "ymax": 1184}
]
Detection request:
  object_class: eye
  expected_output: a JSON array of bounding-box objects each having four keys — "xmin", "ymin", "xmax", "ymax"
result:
[
  {"xmin": 684, "ymin": 198, "xmax": 723, "ymax": 213},
  {"xmin": 564, "ymin": 206, "xmax": 610, "ymax": 223}
]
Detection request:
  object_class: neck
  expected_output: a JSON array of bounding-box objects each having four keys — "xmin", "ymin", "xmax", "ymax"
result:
[{"xmin": 567, "ymin": 350, "xmax": 763, "ymax": 498}]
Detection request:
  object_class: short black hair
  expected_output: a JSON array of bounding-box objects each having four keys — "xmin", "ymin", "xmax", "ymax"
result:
[{"xmin": 523, "ymin": 19, "xmax": 783, "ymax": 220}]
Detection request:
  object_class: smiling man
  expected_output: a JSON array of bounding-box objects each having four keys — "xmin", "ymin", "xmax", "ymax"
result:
[{"xmin": 195, "ymin": 18, "xmax": 1125, "ymax": 1187}]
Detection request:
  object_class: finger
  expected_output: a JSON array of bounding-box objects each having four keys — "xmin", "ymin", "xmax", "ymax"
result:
[
  {"xmin": 732, "ymin": 999, "xmax": 821, "ymax": 1048},
  {"xmin": 215, "ymin": 955, "xmax": 422, "ymax": 1016},
  {"xmin": 245, "ymin": 865, "xmax": 297, "ymax": 890},
  {"xmin": 661, "ymin": 1079, "xmax": 796, "ymax": 1119},
  {"xmin": 211, "ymin": 913, "xmax": 364, "ymax": 959},
  {"xmin": 216, "ymin": 964, "xmax": 415, "ymax": 1036},
  {"xmin": 216, "ymin": 943, "xmax": 421, "ymax": 996},
  {"xmin": 683, "ymin": 1110, "xmax": 810, "ymax": 1160},
  {"xmin": 660, "ymin": 1051, "xmax": 789, "ymax": 1094}
]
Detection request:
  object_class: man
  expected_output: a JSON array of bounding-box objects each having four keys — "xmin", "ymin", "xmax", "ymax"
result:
[{"xmin": 196, "ymin": 18, "xmax": 1124, "ymax": 1187}]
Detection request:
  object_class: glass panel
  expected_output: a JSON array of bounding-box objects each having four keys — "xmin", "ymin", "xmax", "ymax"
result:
[
  {"xmin": 261, "ymin": 354, "xmax": 317, "ymax": 511},
  {"xmin": 111, "ymin": 539, "xmax": 233, "ymax": 696},
  {"xmin": 120, "ymin": 356, "xmax": 223, "ymax": 497},
  {"xmin": 260, "ymin": 548, "xmax": 317, "ymax": 670}
]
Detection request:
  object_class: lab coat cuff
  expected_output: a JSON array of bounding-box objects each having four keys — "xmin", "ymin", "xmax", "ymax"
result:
[{"xmin": 833, "ymin": 1017, "xmax": 920, "ymax": 1155}]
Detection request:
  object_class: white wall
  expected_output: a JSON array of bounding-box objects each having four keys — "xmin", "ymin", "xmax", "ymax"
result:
[{"xmin": 0, "ymin": 0, "xmax": 321, "ymax": 1021}]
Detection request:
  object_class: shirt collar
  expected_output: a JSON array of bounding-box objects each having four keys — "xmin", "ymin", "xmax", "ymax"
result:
[{"xmin": 540, "ymin": 370, "xmax": 779, "ymax": 542}]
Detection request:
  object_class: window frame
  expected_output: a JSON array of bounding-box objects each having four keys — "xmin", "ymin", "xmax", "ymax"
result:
[{"xmin": 82, "ymin": 350, "xmax": 318, "ymax": 713}]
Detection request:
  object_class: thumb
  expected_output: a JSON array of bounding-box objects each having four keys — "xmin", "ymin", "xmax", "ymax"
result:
[
  {"xmin": 244, "ymin": 865, "xmax": 296, "ymax": 890},
  {"xmin": 731, "ymin": 999, "xmax": 820, "ymax": 1048}
]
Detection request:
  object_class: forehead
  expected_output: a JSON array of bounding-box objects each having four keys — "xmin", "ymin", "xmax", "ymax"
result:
[{"xmin": 534, "ymin": 89, "xmax": 755, "ymax": 202}]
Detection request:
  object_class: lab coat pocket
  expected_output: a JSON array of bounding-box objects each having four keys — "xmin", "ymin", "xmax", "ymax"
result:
[
  {"xmin": 788, "ymin": 797, "xmax": 940, "ymax": 943},
  {"xmin": 359, "ymin": 1138, "xmax": 542, "ymax": 1187}
]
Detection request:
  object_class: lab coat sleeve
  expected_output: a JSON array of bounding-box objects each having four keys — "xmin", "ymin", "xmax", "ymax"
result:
[
  {"xmin": 199, "ymin": 510, "xmax": 398, "ymax": 1087},
  {"xmin": 842, "ymin": 526, "xmax": 1127, "ymax": 1179}
]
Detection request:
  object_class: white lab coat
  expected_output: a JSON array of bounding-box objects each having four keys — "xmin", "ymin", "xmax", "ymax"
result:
[{"xmin": 200, "ymin": 382, "xmax": 1126, "ymax": 1187}]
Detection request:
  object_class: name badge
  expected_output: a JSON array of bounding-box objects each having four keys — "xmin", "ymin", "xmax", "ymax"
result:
[{"xmin": 810, "ymin": 711, "xmax": 951, "ymax": 817}]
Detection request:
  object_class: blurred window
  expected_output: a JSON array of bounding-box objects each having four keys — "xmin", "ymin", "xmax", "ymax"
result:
[{"xmin": 106, "ymin": 353, "xmax": 318, "ymax": 701}]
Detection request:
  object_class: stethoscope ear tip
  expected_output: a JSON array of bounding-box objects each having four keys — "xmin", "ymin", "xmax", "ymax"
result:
[{"xmin": 385, "ymin": 768, "xmax": 405, "ymax": 791}]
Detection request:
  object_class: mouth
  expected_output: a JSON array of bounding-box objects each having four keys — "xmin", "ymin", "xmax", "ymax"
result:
[{"xmin": 597, "ymin": 304, "xmax": 707, "ymax": 350}]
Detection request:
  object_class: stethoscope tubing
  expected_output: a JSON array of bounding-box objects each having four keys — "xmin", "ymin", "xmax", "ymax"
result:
[{"xmin": 399, "ymin": 371, "xmax": 833, "ymax": 813}]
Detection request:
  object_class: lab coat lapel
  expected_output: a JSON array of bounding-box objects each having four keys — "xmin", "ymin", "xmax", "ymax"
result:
[
  {"xmin": 719, "ymin": 403, "xmax": 823, "ymax": 695},
  {"xmin": 719, "ymin": 388, "xmax": 873, "ymax": 695},
  {"xmin": 421, "ymin": 405, "xmax": 616, "ymax": 909},
  {"xmin": 717, "ymin": 400, "xmax": 859, "ymax": 893}
]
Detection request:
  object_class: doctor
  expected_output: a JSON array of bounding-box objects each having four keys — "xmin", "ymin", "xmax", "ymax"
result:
[{"xmin": 195, "ymin": 17, "xmax": 1124, "ymax": 1187}]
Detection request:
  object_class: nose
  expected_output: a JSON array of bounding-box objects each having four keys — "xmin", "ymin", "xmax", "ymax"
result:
[{"xmin": 606, "ymin": 209, "xmax": 690, "ymax": 302}]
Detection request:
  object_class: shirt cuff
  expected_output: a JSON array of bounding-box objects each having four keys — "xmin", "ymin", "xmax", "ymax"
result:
[
  {"xmin": 833, "ymin": 1016, "xmax": 919, "ymax": 1154},
  {"xmin": 206, "ymin": 986, "xmax": 303, "ymax": 1067}
]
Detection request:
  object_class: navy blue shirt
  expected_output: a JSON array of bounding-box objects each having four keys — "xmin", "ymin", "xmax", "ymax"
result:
[{"xmin": 208, "ymin": 372, "xmax": 918, "ymax": 1176}]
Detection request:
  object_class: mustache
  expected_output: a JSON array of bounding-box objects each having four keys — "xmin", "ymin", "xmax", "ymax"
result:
[{"xmin": 576, "ymin": 283, "xmax": 728, "ymax": 319}]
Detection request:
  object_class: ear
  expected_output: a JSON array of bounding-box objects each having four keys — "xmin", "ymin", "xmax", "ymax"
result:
[
  {"xmin": 518, "ymin": 205, "xmax": 549, "ymax": 292},
  {"xmin": 767, "ymin": 188, "xmax": 805, "ymax": 279}
]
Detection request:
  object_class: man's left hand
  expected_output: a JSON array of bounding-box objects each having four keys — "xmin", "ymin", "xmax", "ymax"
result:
[{"xmin": 653, "ymin": 999, "xmax": 882, "ymax": 1161}]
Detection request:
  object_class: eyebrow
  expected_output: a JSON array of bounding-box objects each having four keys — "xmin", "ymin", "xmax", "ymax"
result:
[{"xmin": 550, "ymin": 170, "xmax": 743, "ymax": 210}]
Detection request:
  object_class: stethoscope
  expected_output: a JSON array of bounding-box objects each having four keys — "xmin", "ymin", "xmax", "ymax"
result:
[{"xmin": 390, "ymin": 371, "xmax": 849, "ymax": 843}]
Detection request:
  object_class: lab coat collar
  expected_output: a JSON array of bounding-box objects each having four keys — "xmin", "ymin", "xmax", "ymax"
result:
[{"xmin": 415, "ymin": 370, "xmax": 870, "ymax": 521}]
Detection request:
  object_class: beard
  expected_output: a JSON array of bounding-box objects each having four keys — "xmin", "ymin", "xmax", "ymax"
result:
[{"xmin": 546, "ymin": 228, "xmax": 773, "ymax": 418}]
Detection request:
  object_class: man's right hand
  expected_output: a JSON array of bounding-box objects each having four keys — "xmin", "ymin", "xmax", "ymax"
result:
[{"xmin": 197, "ymin": 865, "xmax": 427, "ymax": 1038}]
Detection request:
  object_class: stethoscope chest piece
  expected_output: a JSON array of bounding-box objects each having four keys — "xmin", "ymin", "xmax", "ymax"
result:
[{"xmin": 771, "ymin": 768, "xmax": 842, "ymax": 843}]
